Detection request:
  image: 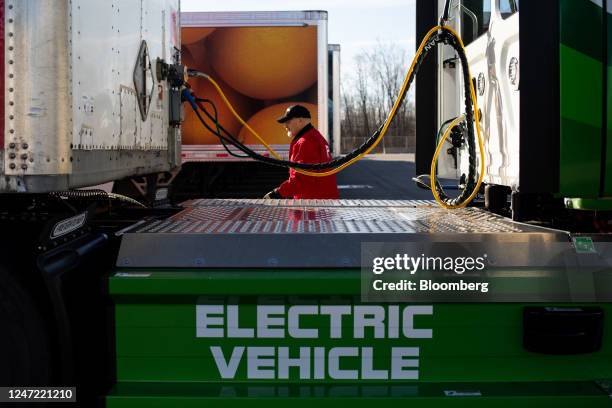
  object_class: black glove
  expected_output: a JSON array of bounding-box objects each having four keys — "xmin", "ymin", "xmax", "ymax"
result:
[{"xmin": 263, "ymin": 189, "xmax": 282, "ymax": 199}]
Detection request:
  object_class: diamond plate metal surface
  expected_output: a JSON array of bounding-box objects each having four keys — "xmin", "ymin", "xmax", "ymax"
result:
[
  {"xmin": 118, "ymin": 199, "xmax": 569, "ymax": 268},
  {"xmin": 181, "ymin": 198, "xmax": 438, "ymax": 208},
  {"xmin": 132, "ymin": 199, "xmax": 544, "ymax": 235}
]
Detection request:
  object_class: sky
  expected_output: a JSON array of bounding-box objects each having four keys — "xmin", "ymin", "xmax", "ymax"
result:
[{"xmin": 181, "ymin": 0, "xmax": 416, "ymax": 81}]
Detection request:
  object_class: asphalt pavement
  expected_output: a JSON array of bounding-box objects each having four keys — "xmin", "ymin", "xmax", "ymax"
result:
[{"xmin": 336, "ymin": 154, "xmax": 445, "ymax": 200}]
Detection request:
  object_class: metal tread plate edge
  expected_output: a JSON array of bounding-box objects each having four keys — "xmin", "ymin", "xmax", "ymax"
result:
[{"xmin": 116, "ymin": 231, "xmax": 569, "ymax": 268}]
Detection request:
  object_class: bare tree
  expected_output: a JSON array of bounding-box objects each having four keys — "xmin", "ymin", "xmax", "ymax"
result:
[
  {"xmin": 341, "ymin": 83, "xmax": 354, "ymax": 138},
  {"xmin": 340, "ymin": 42, "xmax": 416, "ymax": 154},
  {"xmin": 354, "ymin": 54, "xmax": 372, "ymax": 139}
]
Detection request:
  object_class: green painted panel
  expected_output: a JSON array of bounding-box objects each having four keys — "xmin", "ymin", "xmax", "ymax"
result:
[
  {"xmin": 110, "ymin": 270, "xmax": 612, "ymax": 384},
  {"xmin": 113, "ymin": 355, "xmax": 612, "ymax": 383},
  {"xmin": 606, "ymin": 10, "xmax": 612, "ymax": 195},
  {"xmin": 106, "ymin": 381, "xmax": 610, "ymax": 407},
  {"xmin": 559, "ymin": 0, "xmax": 603, "ymax": 198},
  {"xmin": 565, "ymin": 197, "xmax": 612, "ymax": 210},
  {"xmin": 116, "ymin": 327, "xmax": 528, "ymax": 357},
  {"xmin": 559, "ymin": 116, "xmax": 601, "ymax": 196},
  {"xmin": 110, "ymin": 268, "xmax": 599, "ymax": 298},
  {"xmin": 560, "ymin": 0, "xmax": 604, "ymax": 61},
  {"xmin": 110, "ymin": 270, "xmax": 361, "ymax": 296},
  {"xmin": 560, "ymin": 45, "xmax": 602, "ymax": 127}
]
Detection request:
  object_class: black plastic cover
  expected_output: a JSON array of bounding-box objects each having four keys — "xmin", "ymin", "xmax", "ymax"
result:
[
  {"xmin": 523, "ymin": 307, "xmax": 604, "ymax": 354},
  {"xmin": 169, "ymin": 89, "xmax": 182, "ymax": 127}
]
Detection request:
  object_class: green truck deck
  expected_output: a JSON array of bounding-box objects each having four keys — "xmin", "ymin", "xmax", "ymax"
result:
[{"xmin": 106, "ymin": 200, "xmax": 612, "ymax": 406}]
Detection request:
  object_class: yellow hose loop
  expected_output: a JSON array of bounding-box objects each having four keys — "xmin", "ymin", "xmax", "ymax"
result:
[
  {"xmin": 200, "ymin": 25, "xmax": 486, "ymax": 209},
  {"xmin": 430, "ymin": 116, "xmax": 465, "ymax": 208},
  {"xmin": 201, "ymin": 74, "xmax": 283, "ymax": 161},
  {"xmin": 430, "ymin": 26, "xmax": 485, "ymax": 209},
  {"xmin": 201, "ymin": 24, "xmax": 442, "ymax": 178}
]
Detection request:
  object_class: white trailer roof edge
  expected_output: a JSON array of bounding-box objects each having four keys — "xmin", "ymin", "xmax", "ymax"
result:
[{"xmin": 181, "ymin": 10, "xmax": 328, "ymax": 27}]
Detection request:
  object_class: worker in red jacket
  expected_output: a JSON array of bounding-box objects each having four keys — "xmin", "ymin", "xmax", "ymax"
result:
[{"xmin": 264, "ymin": 105, "xmax": 339, "ymax": 199}]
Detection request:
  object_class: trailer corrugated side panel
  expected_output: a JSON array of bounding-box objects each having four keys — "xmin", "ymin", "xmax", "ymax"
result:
[
  {"xmin": 1, "ymin": 0, "xmax": 181, "ymax": 193},
  {"xmin": 328, "ymin": 44, "xmax": 341, "ymax": 155}
]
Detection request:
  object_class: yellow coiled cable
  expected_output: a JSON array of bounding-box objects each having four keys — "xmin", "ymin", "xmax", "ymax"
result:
[{"xmin": 197, "ymin": 25, "xmax": 485, "ymax": 208}]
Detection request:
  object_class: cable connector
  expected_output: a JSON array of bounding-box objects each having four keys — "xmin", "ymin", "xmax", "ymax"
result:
[
  {"xmin": 181, "ymin": 89, "xmax": 198, "ymax": 110},
  {"xmin": 450, "ymin": 120, "xmax": 466, "ymax": 148},
  {"xmin": 187, "ymin": 68, "xmax": 208, "ymax": 79},
  {"xmin": 156, "ymin": 58, "xmax": 186, "ymax": 88}
]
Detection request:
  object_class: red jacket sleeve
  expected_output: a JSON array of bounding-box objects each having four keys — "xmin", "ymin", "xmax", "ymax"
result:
[{"xmin": 277, "ymin": 137, "xmax": 321, "ymax": 198}]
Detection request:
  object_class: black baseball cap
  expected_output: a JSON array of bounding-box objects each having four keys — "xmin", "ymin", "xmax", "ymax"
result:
[{"xmin": 277, "ymin": 105, "xmax": 311, "ymax": 123}]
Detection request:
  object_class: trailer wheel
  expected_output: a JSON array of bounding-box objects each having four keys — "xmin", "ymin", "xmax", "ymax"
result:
[{"xmin": 0, "ymin": 266, "xmax": 52, "ymax": 385}]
